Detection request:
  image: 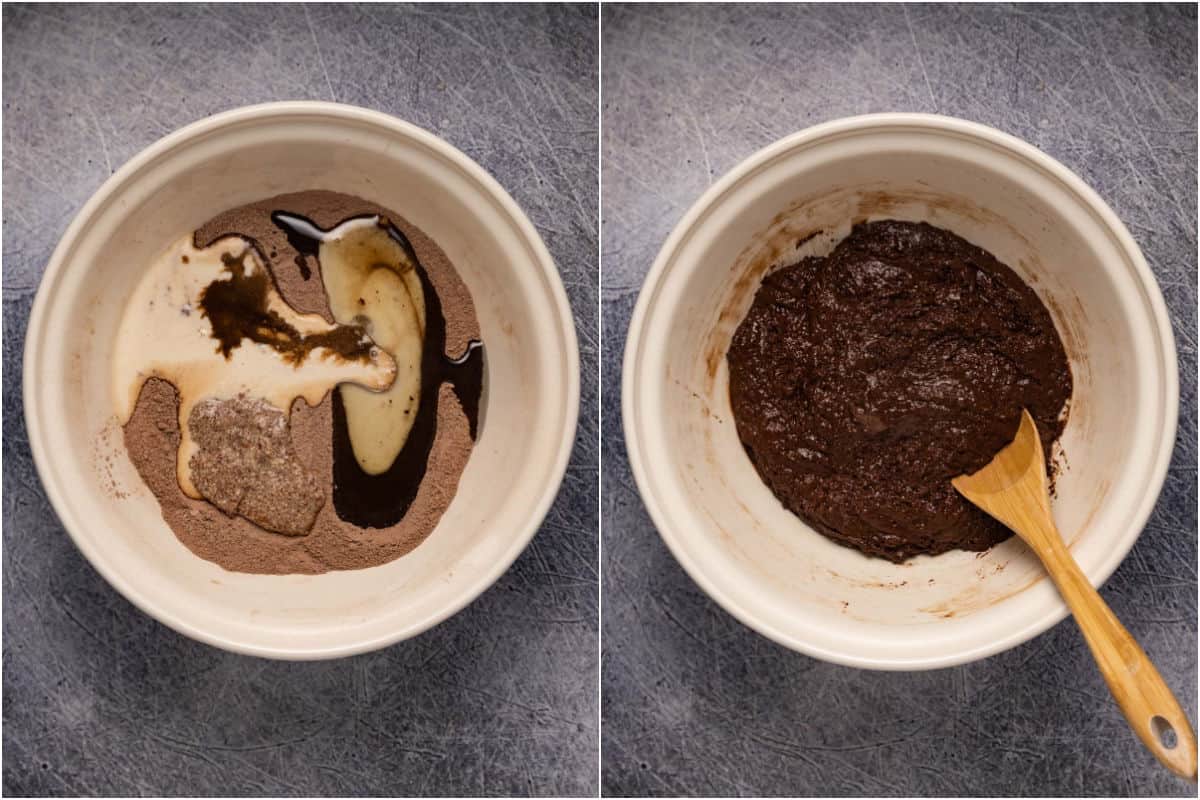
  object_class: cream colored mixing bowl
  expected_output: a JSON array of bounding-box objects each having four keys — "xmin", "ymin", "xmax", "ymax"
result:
[
  {"xmin": 24, "ymin": 102, "xmax": 580, "ymax": 659},
  {"xmin": 623, "ymin": 113, "xmax": 1178, "ymax": 669}
]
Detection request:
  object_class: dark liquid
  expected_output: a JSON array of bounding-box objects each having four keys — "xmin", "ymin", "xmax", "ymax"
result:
[
  {"xmin": 271, "ymin": 212, "xmax": 485, "ymax": 529},
  {"xmin": 273, "ymin": 210, "xmax": 319, "ymax": 280},
  {"xmin": 199, "ymin": 249, "xmax": 372, "ymax": 365}
]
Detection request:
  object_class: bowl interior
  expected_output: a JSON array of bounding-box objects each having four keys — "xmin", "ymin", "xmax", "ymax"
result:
[
  {"xmin": 627, "ymin": 120, "xmax": 1174, "ymax": 668},
  {"xmin": 27, "ymin": 107, "xmax": 576, "ymax": 657}
]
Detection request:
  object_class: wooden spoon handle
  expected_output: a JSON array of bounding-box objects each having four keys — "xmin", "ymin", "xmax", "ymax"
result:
[{"xmin": 1034, "ymin": 531, "xmax": 1197, "ymax": 780}]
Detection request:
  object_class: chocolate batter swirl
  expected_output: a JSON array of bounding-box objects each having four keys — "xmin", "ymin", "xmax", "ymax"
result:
[{"xmin": 727, "ymin": 220, "xmax": 1072, "ymax": 562}]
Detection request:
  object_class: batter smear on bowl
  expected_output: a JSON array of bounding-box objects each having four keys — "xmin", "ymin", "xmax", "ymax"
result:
[
  {"xmin": 727, "ymin": 220, "xmax": 1072, "ymax": 562},
  {"xmin": 113, "ymin": 191, "xmax": 484, "ymax": 574}
]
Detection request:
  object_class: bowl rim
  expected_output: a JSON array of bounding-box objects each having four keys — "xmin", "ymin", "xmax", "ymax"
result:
[
  {"xmin": 622, "ymin": 112, "xmax": 1180, "ymax": 670},
  {"xmin": 23, "ymin": 100, "xmax": 581, "ymax": 660}
]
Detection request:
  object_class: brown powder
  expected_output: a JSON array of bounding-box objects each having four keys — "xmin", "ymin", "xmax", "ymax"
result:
[{"xmin": 122, "ymin": 190, "xmax": 481, "ymax": 574}]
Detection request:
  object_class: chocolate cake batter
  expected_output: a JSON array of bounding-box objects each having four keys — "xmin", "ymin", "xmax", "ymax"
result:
[
  {"xmin": 727, "ymin": 220, "xmax": 1072, "ymax": 562},
  {"xmin": 122, "ymin": 191, "xmax": 481, "ymax": 574}
]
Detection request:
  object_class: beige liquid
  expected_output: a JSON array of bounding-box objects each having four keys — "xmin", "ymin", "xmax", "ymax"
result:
[{"xmin": 277, "ymin": 214, "xmax": 427, "ymax": 476}]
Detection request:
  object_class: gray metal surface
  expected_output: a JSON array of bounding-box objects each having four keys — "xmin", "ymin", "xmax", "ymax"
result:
[
  {"xmin": 602, "ymin": 4, "xmax": 1196, "ymax": 797},
  {"xmin": 3, "ymin": 4, "xmax": 597, "ymax": 796}
]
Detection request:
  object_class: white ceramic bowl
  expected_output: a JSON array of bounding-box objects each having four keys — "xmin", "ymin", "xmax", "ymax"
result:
[
  {"xmin": 623, "ymin": 113, "xmax": 1178, "ymax": 670},
  {"xmin": 24, "ymin": 102, "xmax": 579, "ymax": 659}
]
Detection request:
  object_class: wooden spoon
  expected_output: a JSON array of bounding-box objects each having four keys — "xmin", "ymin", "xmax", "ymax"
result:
[{"xmin": 953, "ymin": 409, "xmax": 1198, "ymax": 781}]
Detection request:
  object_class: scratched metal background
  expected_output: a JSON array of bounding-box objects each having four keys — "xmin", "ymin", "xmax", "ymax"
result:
[
  {"xmin": 2, "ymin": 4, "xmax": 597, "ymax": 796},
  {"xmin": 602, "ymin": 4, "xmax": 1197, "ymax": 797}
]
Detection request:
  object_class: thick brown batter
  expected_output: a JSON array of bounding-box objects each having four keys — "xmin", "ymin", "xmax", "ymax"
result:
[{"xmin": 727, "ymin": 220, "xmax": 1072, "ymax": 562}]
